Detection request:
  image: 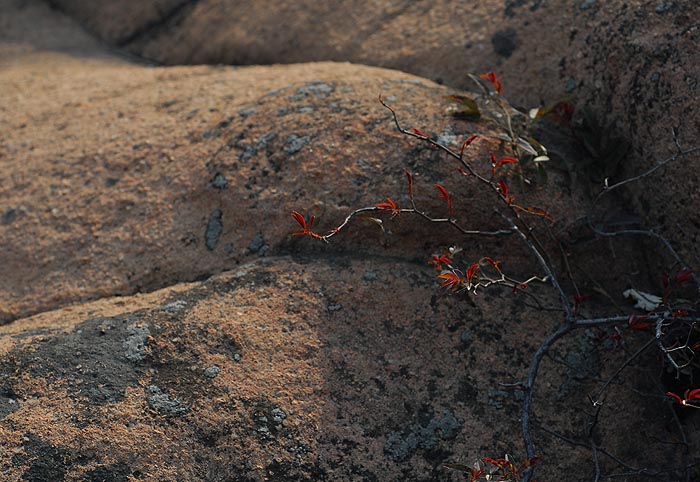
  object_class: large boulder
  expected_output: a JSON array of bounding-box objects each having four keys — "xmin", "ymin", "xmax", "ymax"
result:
[
  {"xmin": 2, "ymin": 256, "xmax": 689, "ymax": 481},
  {"xmin": 46, "ymin": 0, "xmax": 700, "ymax": 265},
  {"xmin": 2, "ymin": 0, "xmax": 589, "ymax": 323}
]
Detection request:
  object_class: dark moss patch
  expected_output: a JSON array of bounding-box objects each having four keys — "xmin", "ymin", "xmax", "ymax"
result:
[
  {"xmin": 491, "ymin": 29, "xmax": 518, "ymax": 58},
  {"xmin": 384, "ymin": 405, "xmax": 462, "ymax": 462},
  {"xmin": 3, "ymin": 314, "xmax": 149, "ymax": 405},
  {"xmin": 12, "ymin": 433, "xmax": 71, "ymax": 482},
  {"xmin": 0, "ymin": 385, "xmax": 19, "ymax": 419},
  {"xmin": 83, "ymin": 461, "xmax": 133, "ymax": 482}
]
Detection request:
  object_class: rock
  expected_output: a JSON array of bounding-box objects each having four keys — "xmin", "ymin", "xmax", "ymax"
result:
[
  {"xmin": 123, "ymin": 323, "xmax": 150, "ymax": 362},
  {"xmin": 204, "ymin": 365, "xmax": 220, "ymax": 378},
  {"xmin": 248, "ymin": 233, "xmax": 265, "ymax": 254},
  {"xmin": 145, "ymin": 385, "xmax": 188, "ymax": 417},
  {"xmin": 2, "ymin": 2, "xmax": 528, "ymax": 322},
  {"xmin": 0, "ymin": 256, "xmax": 584, "ymax": 480},
  {"xmin": 211, "ymin": 172, "xmax": 228, "ymax": 189},
  {"xmin": 284, "ymin": 134, "xmax": 311, "ymax": 155},
  {"xmin": 384, "ymin": 407, "xmax": 462, "ymax": 461},
  {"xmin": 44, "ymin": 0, "xmax": 700, "ymax": 265},
  {"xmin": 2, "ymin": 1, "xmax": 699, "ymax": 481}
]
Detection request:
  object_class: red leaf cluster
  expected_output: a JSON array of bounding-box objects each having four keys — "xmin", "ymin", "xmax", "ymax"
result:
[
  {"xmin": 429, "ymin": 254, "xmax": 452, "ymax": 272},
  {"xmin": 375, "ymin": 198, "xmax": 401, "ymax": 217},
  {"xmin": 291, "ymin": 211, "xmax": 324, "ymax": 240},
  {"xmin": 667, "ymin": 388, "xmax": 700, "ymax": 407}
]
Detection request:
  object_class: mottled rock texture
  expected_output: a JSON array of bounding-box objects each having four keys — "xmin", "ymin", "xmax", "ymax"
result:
[
  {"xmin": 47, "ymin": 0, "xmax": 700, "ymax": 267},
  {"xmin": 1, "ymin": 0, "xmax": 699, "ymax": 480}
]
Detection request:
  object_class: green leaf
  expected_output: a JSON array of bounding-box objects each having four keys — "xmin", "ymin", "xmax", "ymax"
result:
[
  {"xmin": 444, "ymin": 95, "xmax": 480, "ymax": 119},
  {"xmin": 526, "ymin": 137, "xmax": 548, "ymax": 156}
]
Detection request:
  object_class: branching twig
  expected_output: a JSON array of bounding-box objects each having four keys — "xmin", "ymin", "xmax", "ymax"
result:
[{"xmin": 293, "ymin": 93, "xmax": 700, "ymax": 482}]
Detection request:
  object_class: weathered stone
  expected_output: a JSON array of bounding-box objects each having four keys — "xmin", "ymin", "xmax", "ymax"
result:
[
  {"xmin": 45, "ymin": 0, "xmax": 700, "ymax": 265},
  {"xmin": 1, "ymin": 1, "xmax": 698, "ymax": 481}
]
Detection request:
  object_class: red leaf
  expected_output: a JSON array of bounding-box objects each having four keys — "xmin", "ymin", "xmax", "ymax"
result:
[
  {"xmin": 411, "ymin": 127, "xmax": 428, "ymax": 137},
  {"xmin": 628, "ymin": 315, "xmax": 652, "ymax": 330},
  {"xmin": 470, "ymin": 468, "xmax": 485, "ymax": 482},
  {"xmin": 667, "ymin": 391, "xmax": 684, "ymax": 405},
  {"xmin": 491, "ymin": 155, "xmax": 519, "ymax": 177},
  {"xmin": 404, "ymin": 168, "xmax": 414, "ymax": 197},
  {"xmin": 291, "ymin": 211, "xmax": 307, "ymax": 231},
  {"xmin": 497, "ymin": 180, "xmax": 509, "ymax": 200},
  {"xmin": 482, "ymin": 257, "xmax": 502, "ymax": 273},
  {"xmin": 480, "ymin": 71, "xmax": 503, "ymax": 95},
  {"xmin": 676, "ymin": 268, "xmax": 696, "ymax": 284},
  {"xmin": 685, "ymin": 388, "xmax": 700, "ymax": 401},
  {"xmin": 460, "ymin": 134, "xmax": 479, "ymax": 158},
  {"xmin": 434, "ymin": 184, "xmax": 454, "ymax": 217},
  {"xmin": 466, "ymin": 263, "xmax": 479, "ymax": 287}
]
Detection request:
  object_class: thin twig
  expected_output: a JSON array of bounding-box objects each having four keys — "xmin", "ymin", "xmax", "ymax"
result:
[
  {"xmin": 497, "ymin": 210, "xmax": 573, "ymax": 321},
  {"xmin": 320, "ymin": 206, "xmax": 513, "ymax": 242},
  {"xmin": 594, "ymin": 144, "xmax": 700, "ymax": 203},
  {"xmin": 521, "ymin": 324, "xmax": 575, "ymax": 482},
  {"xmin": 589, "ymin": 336, "xmax": 656, "ymax": 405}
]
